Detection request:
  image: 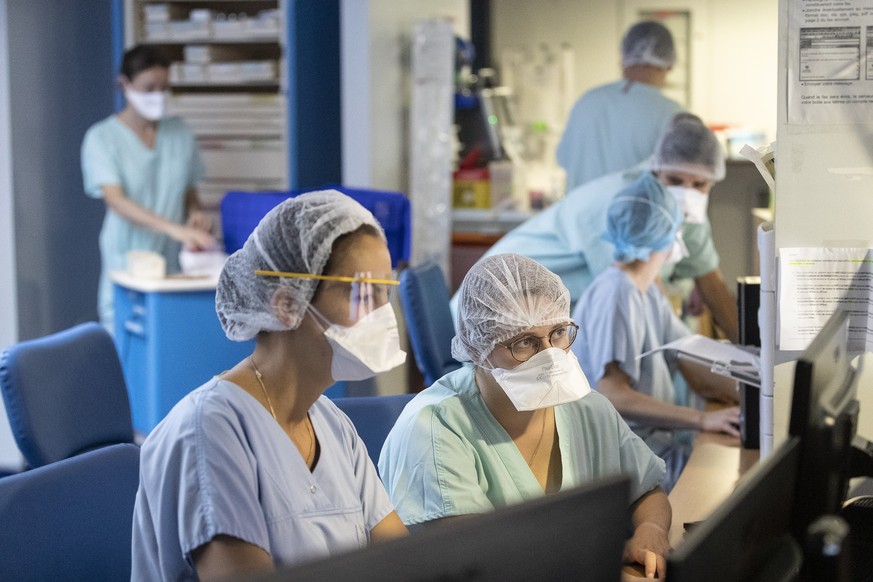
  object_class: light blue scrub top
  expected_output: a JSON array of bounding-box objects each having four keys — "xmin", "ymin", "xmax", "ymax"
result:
[
  {"xmin": 131, "ymin": 378, "xmax": 395, "ymax": 581},
  {"xmin": 453, "ymin": 167, "xmax": 720, "ymax": 315},
  {"xmin": 557, "ymin": 80, "xmax": 683, "ymax": 190},
  {"xmin": 81, "ymin": 115, "xmax": 204, "ymax": 328},
  {"xmin": 378, "ymin": 365, "xmax": 665, "ymax": 525}
]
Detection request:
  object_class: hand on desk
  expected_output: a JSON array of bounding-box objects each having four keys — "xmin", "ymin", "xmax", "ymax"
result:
[
  {"xmin": 624, "ymin": 523, "xmax": 670, "ymax": 578},
  {"xmin": 700, "ymin": 406, "xmax": 741, "ymax": 437}
]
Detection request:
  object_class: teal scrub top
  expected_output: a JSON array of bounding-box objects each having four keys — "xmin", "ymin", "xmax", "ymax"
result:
[
  {"xmin": 455, "ymin": 167, "xmax": 720, "ymax": 314},
  {"xmin": 81, "ymin": 115, "xmax": 204, "ymax": 327},
  {"xmin": 378, "ymin": 365, "xmax": 665, "ymax": 525},
  {"xmin": 557, "ymin": 80, "xmax": 683, "ymax": 190},
  {"xmin": 132, "ymin": 378, "xmax": 395, "ymax": 581}
]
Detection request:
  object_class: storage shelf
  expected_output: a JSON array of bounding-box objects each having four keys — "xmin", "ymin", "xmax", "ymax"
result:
[
  {"xmin": 142, "ymin": 36, "xmax": 280, "ymax": 44},
  {"xmin": 171, "ymin": 80, "xmax": 279, "ymax": 88}
]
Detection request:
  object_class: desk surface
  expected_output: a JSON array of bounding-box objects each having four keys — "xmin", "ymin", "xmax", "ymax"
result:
[{"xmin": 667, "ymin": 432, "xmax": 758, "ymax": 548}]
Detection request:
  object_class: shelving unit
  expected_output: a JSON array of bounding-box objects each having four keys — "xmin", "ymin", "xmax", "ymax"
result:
[{"xmin": 124, "ymin": 0, "xmax": 289, "ymax": 233}]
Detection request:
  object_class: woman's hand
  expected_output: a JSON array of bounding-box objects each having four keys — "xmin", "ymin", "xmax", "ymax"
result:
[
  {"xmin": 700, "ymin": 406, "xmax": 741, "ymax": 436},
  {"xmin": 623, "ymin": 521, "xmax": 670, "ymax": 579},
  {"xmin": 169, "ymin": 222, "xmax": 216, "ymax": 251}
]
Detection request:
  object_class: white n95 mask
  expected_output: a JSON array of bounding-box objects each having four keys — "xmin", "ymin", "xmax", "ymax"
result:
[
  {"xmin": 125, "ymin": 89, "xmax": 169, "ymax": 121},
  {"xmin": 310, "ymin": 303, "xmax": 406, "ymax": 382},
  {"xmin": 489, "ymin": 348, "xmax": 591, "ymax": 411},
  {"xmin": 667, "ymin": 186, "xmax": 709, "ymax": 224}
]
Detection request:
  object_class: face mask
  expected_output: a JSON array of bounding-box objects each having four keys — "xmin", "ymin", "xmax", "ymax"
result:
[
  {"xmin": 125, "ymin": 89, "xmax": 168, "ymax": 121},
  {"xmin": 310, "ymin": 303, "xmax": 406, "ymax": 382},
  {"xmin": 489, "ymin": 348, "xmax": 591, "ymax": 411},
  {"xmin": 667, "ymin": 186, "xmax": 709, "ymax": 224}
]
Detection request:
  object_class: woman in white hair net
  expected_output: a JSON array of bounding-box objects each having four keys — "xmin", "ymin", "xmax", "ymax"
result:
[
  {"xmin": 132, "ymin": 190, "xmax": 408, "ymax": 581},
  {"xmin": 572, "ymin": 173, "xmax": 740, "ymax": 493},
  {"xmin": 380, "ymin": 253, "xmax": 673, "ymax": 579}
]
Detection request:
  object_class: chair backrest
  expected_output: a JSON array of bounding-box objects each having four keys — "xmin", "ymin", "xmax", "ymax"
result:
[
  {"xmin": 398, "ymin": 263, "xmax": 462, "ymax": 386},
  {"xmin": 0, "ymin": 322, "xmax": 135, "ymax": 468},
  {"xmin": 333, "ymin": 394, "xmax": 415, "ymax": 468},
  {"xmin": 0, "ymin": 443, "xmax": 140, "ymax": 582},
  {"xmin": 221, "ymin": 187, "xmax": 411, "ymax": 268}
]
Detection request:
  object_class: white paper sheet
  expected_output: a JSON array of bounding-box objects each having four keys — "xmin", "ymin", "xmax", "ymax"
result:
[
  {"xmin": 778, "ymin": 247, "xmax": 873, "ymax": 351},
  {"xmin": 788, "ymin": 0, "xmax": 873, "ymax": 124}
]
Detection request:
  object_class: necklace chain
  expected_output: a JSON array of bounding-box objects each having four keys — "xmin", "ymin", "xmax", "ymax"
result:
[
  {"xmin": 526, "ymin": 409, "xmax": 548, "ymax": 467},
  {"xmin": 249, "ymin": 355, "xmax": 314, "ymax": 466}
]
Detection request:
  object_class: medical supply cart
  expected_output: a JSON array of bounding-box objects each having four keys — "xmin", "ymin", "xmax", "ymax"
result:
[{"xmin": 112, "ymin": 272, "xmax": 254, "ymax": 433}]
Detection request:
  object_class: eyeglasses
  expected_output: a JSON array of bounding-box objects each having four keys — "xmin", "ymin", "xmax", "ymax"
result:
[
  {"xmin": 498, "ymin": 323, "xmax": 579, "ymax": 363},
  {"xmin": 255, "ymin": 270, "xmax": 399, "ymax": 322}
]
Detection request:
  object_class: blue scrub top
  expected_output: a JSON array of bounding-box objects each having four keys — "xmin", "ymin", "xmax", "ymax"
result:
[
  {"xmin": 557, "ymin": 80, "xmax": 683, "ymax": 190},
  {"xmin": 131, "ymin": 378, "xmax": 395, "ymax": 581},
  {"xmin": 81, "ymin": 115, "xmax": 204, "ymax": 327}
]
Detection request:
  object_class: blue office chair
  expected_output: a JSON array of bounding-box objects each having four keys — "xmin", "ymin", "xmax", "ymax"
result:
[
  {"xmin": 333, "ymin": 394, "xmax": 415, "ymax": 468},
  {"xmin": 398, "ymin": 262, "xmax": 462, "ymax": 386},
  {"xmin": 0, "ymin": 442, "xmax": 140, "ymax": 581},
  {"xmin": 0, "ymin": 322, "xmax": 135, "ymax": 469}
]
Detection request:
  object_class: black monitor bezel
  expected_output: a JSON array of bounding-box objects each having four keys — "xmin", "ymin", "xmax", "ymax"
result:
[{"xmin": 249, "ymin": 474, "xmax": 632, "ymax": 582}]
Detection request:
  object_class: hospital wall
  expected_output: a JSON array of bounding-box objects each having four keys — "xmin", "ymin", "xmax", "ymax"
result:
[{"xmin": 491, "ymin": 0, "xmax": 779, "ymax": 143}]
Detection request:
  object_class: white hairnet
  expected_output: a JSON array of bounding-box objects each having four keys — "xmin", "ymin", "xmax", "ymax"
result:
[
  {"xmin": 216, "ymin": 190, "xmax": 384, "ymax": 341},
  {"xmin": 451, "ymin": 254, "xmax": 570, "ymax": 366},
  {"xmin": 650, "ymin": 113, "xmax": 726, "ymax": 182},
  {"xmin": 604, "ymin": 172, "xmax": 682, "ymax": 263},
  {"xmin": 621, "ymin": 21, "xmax": 676, "ymax": 69}
]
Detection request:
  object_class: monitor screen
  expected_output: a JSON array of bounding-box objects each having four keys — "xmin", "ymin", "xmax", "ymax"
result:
[
  {"xmin": 251, "ymin": 475, "xmax": 631, "ymax": 582},
  {"xmin": 667, "ymin": 436, "xmax": 804, "ymax": 582},
  {"xmin": 788, "ymin": 309, "xmax": 859, "ymax": 540}
]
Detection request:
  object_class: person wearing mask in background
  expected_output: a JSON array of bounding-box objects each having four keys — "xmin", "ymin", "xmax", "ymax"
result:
[
  {"xmin": 131, "ymin": 191, "xmax": 408, "ymax": 581},
  {"xmin": 381, "ymin": 254, "xmax": 672, "ymax": 579},
  {"xmin": 81, "ymin": 44, "xmax": 215, "ymax": 329},
  {"xmin": 456, "ymin": 113, "xmax": 740, "ymax": 344},
  {"xmin": 557, "ymin": 20, "xmax": 683, "ymax": 190},
  {"xmin": 572, "ymin": 174, "xmax": 740, "ymax": 491}
]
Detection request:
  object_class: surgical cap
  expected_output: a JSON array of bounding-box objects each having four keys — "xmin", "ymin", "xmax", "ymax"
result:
[
  {"xmin": 216, "ymin": 190, "xmax": 385, "ymax": 341},
  {"xmin": 451, "ymin": 254, "xmax": 570, "ymax": 366},
  {"xmin": 604, "ymin": 172, "xmax": 682, "ymax": 263},
  {"xmin": 621, "ymin": 21, "xmax": 676, "ymax": 69},
  {"xmin": 650, "ymin": 113, "xmax": 726, "ymax": 181}
]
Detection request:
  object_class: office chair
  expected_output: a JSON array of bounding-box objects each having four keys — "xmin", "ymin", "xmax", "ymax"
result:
[
  {"xmin": 0, "ymin": 322, "xmax": 135, "ymax": 469},
  {"xmin": 398, "ymin": 262, "xmax": 462, "ymax": 387},
  {"xmin": 0, "ymin": 442, "xmax": 140, "ymax": 581},
  {"xmin": 333, "ymin": 393, "xmax": 415, "ymax": 468}
]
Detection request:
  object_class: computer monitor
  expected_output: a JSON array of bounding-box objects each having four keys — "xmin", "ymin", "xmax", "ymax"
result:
[
  {"xmin": 788, "ymin": 309, "xmax": 859, "ymax": 541},
  {"xmin": 667, "ymin": 436, "xmax": 804, "ymax": 582},
  {"xmin": 668, "ymin": 309, "xmax": 862, "ymax": 582},
  {"xmin": 251, "ymin": 475, "xmax": 631, "ymax": 582}
]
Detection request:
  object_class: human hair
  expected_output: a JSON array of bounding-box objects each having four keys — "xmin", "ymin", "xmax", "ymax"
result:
[
  {"xmin": 120, "ymin": 45, "xmax": 171, "ymax": 81},
  {"xmin": 313, "ymin": 223, "xmax": 384, "ymax": 294}
]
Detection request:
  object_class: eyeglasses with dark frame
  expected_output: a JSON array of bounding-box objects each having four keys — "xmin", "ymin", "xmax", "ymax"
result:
[{"xmin": 498, "ymin": 323, "xmax": 580, "ymax": 363}]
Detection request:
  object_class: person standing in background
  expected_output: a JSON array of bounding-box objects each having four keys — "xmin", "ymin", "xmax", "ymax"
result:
[
  {"xmin": 557, "ymin": 20, "xmax": 683, "ymax": 190},
  {"xmin": 81, "ymin": 45, "xmax": 215, "ymax": 329}
]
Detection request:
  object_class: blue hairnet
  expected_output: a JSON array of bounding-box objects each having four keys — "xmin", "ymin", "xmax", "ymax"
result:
[
  {"xmin": 650, "ymin": 113, "xmax": 726, "ymax": 181},
  {"xmin": 216, "ymin": 190, "xmax": 385, "ymax": 341},
  {"xmin": 621, "ymin": 21, "xmax": 676, "ymax": 69},
  {"xmin": 451, "ymin": 254, "xmax": 570, "ymax": 366},
  {"xmin": 603, "ymin": 172, "xmax": 682, "ymax": 263}
]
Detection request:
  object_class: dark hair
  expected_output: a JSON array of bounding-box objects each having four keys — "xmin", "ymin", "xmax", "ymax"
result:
[
  {"xmin": 120, "ymin": 45, "xmax": 170, "ymax": 81},
  {"xmin": 311, "ymin": 224, "xmax": 384, "ymax": 302}
]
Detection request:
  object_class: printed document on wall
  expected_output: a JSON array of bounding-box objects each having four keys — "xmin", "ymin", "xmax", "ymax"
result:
[
  {"xmin": 788, "ymin": 0, "xmax": 873, "ymax": 124},
  {"xmin": 779, "ymin": 247, "xmax": 873, "ymax": 352}
]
